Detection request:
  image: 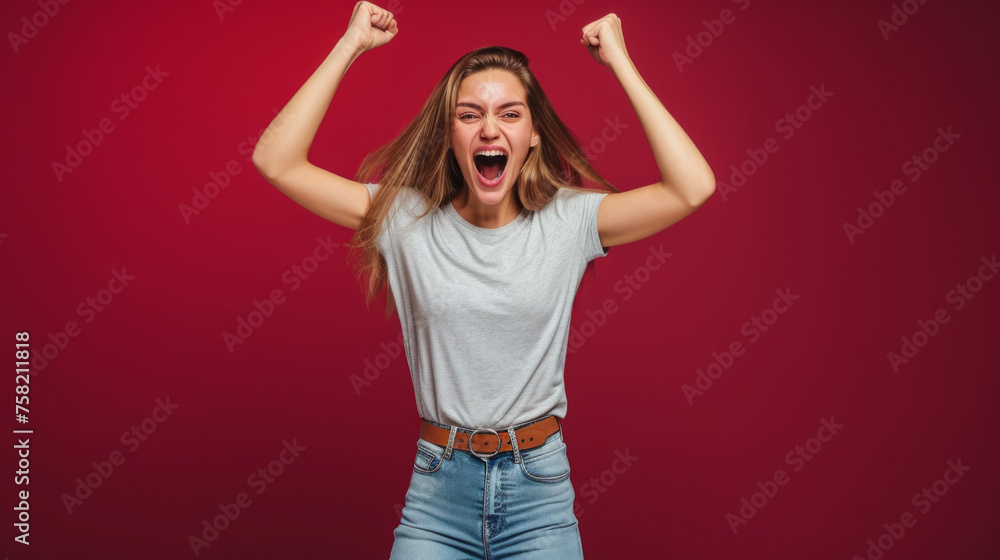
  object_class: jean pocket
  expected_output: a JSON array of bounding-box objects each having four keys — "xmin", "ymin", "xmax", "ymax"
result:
[
  {"xmin": 518, "ymin": 432, "xmax": 571, "ymax": 483},
  {"xmin": 412, "ymin": 437, "xmax": 446, "ymax": 474}
]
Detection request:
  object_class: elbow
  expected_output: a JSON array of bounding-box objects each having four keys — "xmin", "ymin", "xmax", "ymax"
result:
[
  {"xmin": 251, "ymin": 146, "xmax": 272, "ymax": 179},
  {"xmin": 695, "ymin": 178, "xmax": 715, "ymax": 206},
  {"xmin": 683, "ymin": 176, "xmax": 715, "ymax": 208},
  {"xmin": 700, "ymin": 164, "xmax": 717, "ymax": 196},
  {"xmin": 691, "ymin": 165, "xmax": 716, "ymax": 206},
  {"xmin": 252, "ymin": 143, "xmax": 307, "ymax": 184},
  {"xmin": 689, "ymin": 161, "xmax": 716, "ymax": 203},
  {"xmin": 251, "ymin": 148, "xmax": 290, "ymax": 184},
  {"xmin": 251, "ymin": 139, "xmax": 283, "ymax": 178}
]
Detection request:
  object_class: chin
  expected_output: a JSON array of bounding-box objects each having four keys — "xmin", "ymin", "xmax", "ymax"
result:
[
  {"xmin": 464, "ymin": 164, "xmax": 518, "ymax": 206},
  {"xmin": 470, "ymin": 183, "xmax": 511, "ymax": 205}
]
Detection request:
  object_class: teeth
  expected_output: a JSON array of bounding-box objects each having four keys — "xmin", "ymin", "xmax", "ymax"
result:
[{"xmin": 475, "ymin": 149, "xmax": 507, "ymax": 157}]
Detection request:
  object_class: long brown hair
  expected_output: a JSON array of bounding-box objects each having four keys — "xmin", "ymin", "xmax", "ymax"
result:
[{"xmin": 348, "ymin": 45, "xmax": 619, "ymax": 318}]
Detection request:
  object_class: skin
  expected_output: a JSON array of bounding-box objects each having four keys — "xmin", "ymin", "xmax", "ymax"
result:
[
  {"xmin": 580, "ymin": 14, "xmax": 716, "ymax": 247},
  {"xmin": 253, "ymin": 2, "xmax": 716, "ymax": 246},
  {"xmin": 449, "ymin": 69, "xmax": 539, "ymax": 229}
]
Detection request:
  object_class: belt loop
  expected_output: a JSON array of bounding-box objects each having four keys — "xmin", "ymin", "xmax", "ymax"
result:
[
  {"xmin": 507, "ymin": 426, "xmax": 521, "ymax": 464},
  {"xmin": 556, "ymin": 416, "xmax": 563, "ymax": 442},
  {"xmin": 444, "ymin": 426, "xmax": 458, "ymax": 460}
]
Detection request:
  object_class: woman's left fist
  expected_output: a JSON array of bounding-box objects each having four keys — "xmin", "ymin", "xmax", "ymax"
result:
[{"xmin": 580, "ymin": 14, "xmax": 629, "ymax": 69}]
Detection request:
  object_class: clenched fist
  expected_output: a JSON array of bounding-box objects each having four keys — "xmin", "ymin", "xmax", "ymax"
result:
[
  {"xmin": 342, "ymin": 1, "xmax": 398, "ymax": 54},
  {"xmin": 580, "ymin": 14, "xmax": 630, "ymax": 70}
]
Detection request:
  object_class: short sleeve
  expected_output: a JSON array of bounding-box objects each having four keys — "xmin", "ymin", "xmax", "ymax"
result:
[
  {"xmin": 553, "ymin": 188, "xmax": 611, "ymax": 261},
  {"xmin": 363, "ymin": 183, "xmax": 390, "ymax": 253},
  {"xmin": 362, "ymin": 183, "xmax": 431, "ymax": 253}
]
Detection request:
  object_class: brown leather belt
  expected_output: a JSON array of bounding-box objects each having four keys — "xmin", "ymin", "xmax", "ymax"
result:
[{"xmin": 419, "ymin": 415, "xmax": 561, "ymax": 459}]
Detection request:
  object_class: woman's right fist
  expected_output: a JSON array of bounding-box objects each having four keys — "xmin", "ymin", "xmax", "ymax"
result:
[{"xmin": 343, "ymin": 1, "xmax": 398, "ymax": 54}]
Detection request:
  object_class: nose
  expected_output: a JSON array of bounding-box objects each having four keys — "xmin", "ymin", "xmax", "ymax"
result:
[{"xmin": 480, "ymin": 114, "xmax": 499, "ymax": 138}]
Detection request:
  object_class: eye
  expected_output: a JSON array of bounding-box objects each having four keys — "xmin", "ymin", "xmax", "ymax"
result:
[
  {"xmin": 458, "ymin": 113, "xmax": 477, "ymax": 120},
  {"xmin": 503, "ymin": 112, "xmax": 519, "ymax": 119}
]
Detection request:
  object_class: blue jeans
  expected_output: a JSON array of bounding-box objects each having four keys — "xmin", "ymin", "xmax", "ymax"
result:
[{"xmin": 389, "ymin": 418, "xmax": 584, "ymax": 559}]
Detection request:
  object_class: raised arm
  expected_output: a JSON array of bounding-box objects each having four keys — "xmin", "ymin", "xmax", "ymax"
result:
[
  {"xmin": 251, "ymin": 1, "xmax": 398, "ymax": 231},
  {"xmin": 580, "ymin": 14, "xmax": 716, "ymax": 248}
]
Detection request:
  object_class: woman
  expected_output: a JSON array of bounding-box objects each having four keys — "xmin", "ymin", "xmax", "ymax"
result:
[{"xmin": 252, "ymin": 2, "xmax": 715, "ymax": 558}]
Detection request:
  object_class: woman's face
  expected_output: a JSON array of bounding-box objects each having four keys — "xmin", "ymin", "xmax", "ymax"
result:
[{"xmin": 451, "ymin": 69, "xmax": 539, "ymax": 208}]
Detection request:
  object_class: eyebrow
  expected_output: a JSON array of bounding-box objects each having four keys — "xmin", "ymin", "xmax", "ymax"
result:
[{"xmin": 456, "ymin": 101, "xmax": 525, "ymax": 111}]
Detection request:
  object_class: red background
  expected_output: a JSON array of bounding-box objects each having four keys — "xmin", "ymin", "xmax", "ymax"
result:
[{"xmin": 2, "ymin": 0, "xmax": 998, "ymax": 558}]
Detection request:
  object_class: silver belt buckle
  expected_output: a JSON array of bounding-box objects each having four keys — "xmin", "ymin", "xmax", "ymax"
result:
[{"xmin": 468, "ymin": 427, "xmax": 502, "ymax": 459}]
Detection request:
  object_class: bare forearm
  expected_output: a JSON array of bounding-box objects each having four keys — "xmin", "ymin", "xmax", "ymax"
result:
[
  {"xmin": 610, "ymin": 58, "xmax": 715, "ymax": 205},
  {"xmin": 252, "ymin": 39, "xmax": 362, "ymax": 177}
]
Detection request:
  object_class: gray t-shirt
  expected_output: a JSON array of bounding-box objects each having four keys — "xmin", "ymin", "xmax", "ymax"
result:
[{"xmin": 364, "ymin": 182, "xmax": 610, "ymax": 429}]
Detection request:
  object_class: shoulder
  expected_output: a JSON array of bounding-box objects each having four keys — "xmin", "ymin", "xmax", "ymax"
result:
[
  {"xmin": 553, "ymin": 186, "xmax": 612, "ymax": 204},
  {"xmin": 534, "ymin": 187, "xmax": 611, "ymax": 260},
  {"xmin": 540, "ymin": 187, "xmax": 610, "ymax": 221},
  {"xmin": 365, "ymin": 183, "xmax": 435, "ymax": 233}
]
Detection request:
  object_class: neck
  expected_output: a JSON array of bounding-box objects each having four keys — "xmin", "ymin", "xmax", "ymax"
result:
[{"xmin": 451, "ymin": 186, "xmax": 522, "ymax": 229}]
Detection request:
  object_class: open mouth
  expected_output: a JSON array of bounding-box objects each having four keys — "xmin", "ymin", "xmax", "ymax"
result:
[{"xmin": 473, "ymin": 151, "xmax": 508, "ymax": 185}]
